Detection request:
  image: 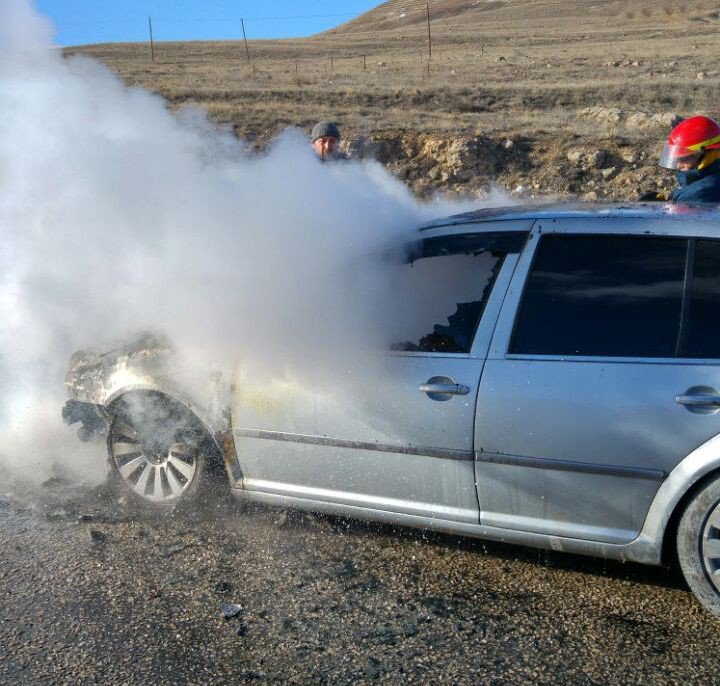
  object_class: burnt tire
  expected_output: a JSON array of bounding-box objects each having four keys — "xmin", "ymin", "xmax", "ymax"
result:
[
  {"xmin": 106, "ymin": 392, "xmax": 215, "ymax": 510},
  {"xmin": 677, "ymin": 475, "xmax": 720, "ymax": 617}
]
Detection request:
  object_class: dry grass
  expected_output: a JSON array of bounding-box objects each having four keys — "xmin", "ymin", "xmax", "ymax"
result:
[{"xmin": 64, "ymin": 0, "xmax": 720, "ymax": 145}]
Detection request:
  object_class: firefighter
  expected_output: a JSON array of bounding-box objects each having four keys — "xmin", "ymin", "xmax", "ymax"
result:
[
  {"xmin": 311, "ymin": 121, "xmax": 349, "ymax": 161},
  {"xmin": 641, "ymin": 115, "xmax": 720, "ymax": 204}
]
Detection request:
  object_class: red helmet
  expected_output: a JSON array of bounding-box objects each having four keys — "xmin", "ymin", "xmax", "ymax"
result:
[{"xmin": 660, "ymin": 115, "xmax": 720, "ymax": 170}]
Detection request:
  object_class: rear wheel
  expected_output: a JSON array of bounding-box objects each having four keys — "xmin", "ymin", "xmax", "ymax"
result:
[
  {"xmin": 677, "ymin": 475, "xmax": 720, "ymax": 617},
  {"xmin": 107, "ymin": 393, "xmax": 211, "ymax": 509}
]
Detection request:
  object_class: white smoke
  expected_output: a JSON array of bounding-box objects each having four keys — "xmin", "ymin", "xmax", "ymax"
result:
[{"xmin": 0, "ymin": 0, "xmax": 509, "ymax": 484}]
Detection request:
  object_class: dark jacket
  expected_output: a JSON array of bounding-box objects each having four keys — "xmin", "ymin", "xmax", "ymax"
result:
[{"xmin": 671, "ymin": 159, "xmax": 720, "ymax": 205}]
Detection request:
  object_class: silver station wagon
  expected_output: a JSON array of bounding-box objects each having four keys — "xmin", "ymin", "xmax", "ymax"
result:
[{"xmin": 64, "ymin": 203, "xmax": 720, "ymax": 616}]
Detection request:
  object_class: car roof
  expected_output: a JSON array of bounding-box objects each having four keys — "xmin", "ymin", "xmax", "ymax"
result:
[{"xmin": 418, "ymin": 202, "xmax": 720, "ymax": 231}]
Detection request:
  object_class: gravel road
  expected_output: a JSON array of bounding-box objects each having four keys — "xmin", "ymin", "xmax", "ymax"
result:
[{"xmin": 1, "ymin": 477, "xmax": 719, "ymax": 686}]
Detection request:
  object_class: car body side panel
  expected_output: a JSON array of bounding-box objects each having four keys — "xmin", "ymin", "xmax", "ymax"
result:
[
  {"xmin": 231, "ymin": 250, "xmax": 521, "ymax": 523},
  {"xmin": 232, "ymin": 354, "xmax": 485, "ymax": 523},
  {"xmin": 230, "ymin": 486, "xmax": 662, "ymax": 564},
  {"xmin": 231, "ymin": 430, "xmax": 720, "ymax": 566},
  {"xmin": 475, "ymin": 220, "xmax": 720, "ymax": 544}
]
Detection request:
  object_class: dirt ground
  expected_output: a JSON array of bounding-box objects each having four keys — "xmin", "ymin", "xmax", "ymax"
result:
[
  {"xmin": 63, "ymin": 0, "xmax": 720, "ymax": 200},
  {"xmin": 2, "ymin": 474, "xmax": 719, "ymax": 685}
]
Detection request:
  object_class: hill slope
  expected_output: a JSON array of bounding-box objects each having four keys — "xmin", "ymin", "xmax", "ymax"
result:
[{"xmin": 330, "ymin": 0, "xmax": 711, "ymax": 33}]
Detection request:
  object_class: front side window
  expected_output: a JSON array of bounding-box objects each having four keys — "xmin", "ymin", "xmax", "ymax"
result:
[
  {"xmin": 388, "ymin": 251, "xmax": 503, "ymax": 353},
  {"xmin": 511, "ymin": 234, "xmax": 687, "ymax": 357}
]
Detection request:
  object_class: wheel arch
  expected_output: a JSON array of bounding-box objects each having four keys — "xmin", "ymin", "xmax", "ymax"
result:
[
  {"xmin": 637, "ymin": 433, "xmax": 720, "ymax": 565},
  {"xmin": 105, "ymin": 386, "xmax": 225, "ymax": 468},
  {"xmin": 661, "ymin": 467, "xmax": 720, "ymax": 566}
]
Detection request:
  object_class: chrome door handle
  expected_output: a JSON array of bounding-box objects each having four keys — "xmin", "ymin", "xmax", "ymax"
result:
[
  {"xmin": 675, "ymin": 395, "xmax": 720, "ymax": 407},
  {"xmin": 419, "ymin": 383, "xmax": 470, "ymax": 395},
  {"xmin": 419, "ymin": 376, "xmax": 470, "ymax": 401},
  {"xmin": 676, "ymin": 386, "xmax": 720, "ymax": 414}
]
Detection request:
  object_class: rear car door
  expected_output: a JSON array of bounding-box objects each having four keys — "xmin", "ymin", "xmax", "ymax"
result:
[
  {"xmin": 475, "ymin": 219, "xmax": 720, "ymax": 544},
  {"xmin": 231, "ymin": 225, "xmax": 529, "ymax": 524}
]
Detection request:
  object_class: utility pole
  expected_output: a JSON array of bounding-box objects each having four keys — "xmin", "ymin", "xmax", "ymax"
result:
[
  {"xmin": 148, "ymin": 16, "xmax": 155, "ymax": 62},
  {"xmin": 241, "ymin": 18, "xmax": 252, "ymax": 69},
  {"xmin": 426, "ymin": 2, "xmax": 432, "ymax": 61}
]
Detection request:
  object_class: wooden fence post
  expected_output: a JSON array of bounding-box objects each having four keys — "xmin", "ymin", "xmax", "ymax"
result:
[
  {"xmin": 426, "ymin": 2, "xmax": 432, "ymax": 61},
  {"xmin": 148, "ymin": 16, "xmax": 155, "ymax": 62},
  {"xmin": 241, "ymin": 18, "xmax": 252, "ymax": 69}
]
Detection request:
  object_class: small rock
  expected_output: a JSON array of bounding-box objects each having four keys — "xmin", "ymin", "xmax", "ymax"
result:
[
  {"xmin": 89, "ymin": 529, "xmax": 107, "ymax": 544},
  {"xmin": 77, "ymin": 514, "xmax": 94, "ymax": 523},
  {"xmin": 589, "ymin": 150, "xmax": 606, "ymax": 168},
  {"xmin": 502, "ymin": 138, "xmax": 514, "ymax": 150},
  {"xmin": 219, "ymin": 602, "xmax": 243, "ymax": 619},
  {"xmin": 601, "ymin": 166, "xmax": 617, "ymax": 180},
  {"xmin": 631, "ymin": 60, "xmax": 640, "ymax": 67},
  {"xmin": 620, "ymin": 149, "xmax": 638, "ymax": 164},
  {"xmin": 495, "ymin": 56, "xmax": 506, "ymax": 62},
  {"xmin": 450, "ymin": 69, "xmax": 456, "ymax": 75},
  {"xmin": 213, "ymin": 581, "xmax": 232, "ymax": 595},
  {"xmin": 275, "ymin": 511, "xmax": 289, "ymax": 527},
  {"xmin": 697, "ymin": 71, "xmax": 708, "ymax": 80},
  {"xmin": 376, "ymin": 61, "xmax": 386, "ymax": 67}
]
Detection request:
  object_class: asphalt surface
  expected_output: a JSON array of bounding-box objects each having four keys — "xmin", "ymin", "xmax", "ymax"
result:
[{"xmin": 1, "ymin": 475, "xmax": 719, "ymax": 686}]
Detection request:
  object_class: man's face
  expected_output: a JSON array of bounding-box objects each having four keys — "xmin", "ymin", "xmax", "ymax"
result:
[
  {"xmin": 313, "ymin": 136, "xmax": 338, "ymax": 158},
  {"xmin": 676, "ymin": 152, "xmax": 703, "ymax": 172}
]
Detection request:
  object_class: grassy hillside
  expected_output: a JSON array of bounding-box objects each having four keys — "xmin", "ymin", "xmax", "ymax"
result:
[{"xmin": 63, "ymin": 1, "xmax": 720, "ymax": 199}]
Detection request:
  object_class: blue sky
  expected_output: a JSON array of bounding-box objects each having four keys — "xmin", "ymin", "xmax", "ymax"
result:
[{"xmin": 35, "ymin": 1, "xmax": 381, "ymax": 46}]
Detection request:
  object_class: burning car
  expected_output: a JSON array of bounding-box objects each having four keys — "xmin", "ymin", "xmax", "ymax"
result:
[{"xmin": 64, "ymin": 203, "xmax": 720, "ymax": 617}]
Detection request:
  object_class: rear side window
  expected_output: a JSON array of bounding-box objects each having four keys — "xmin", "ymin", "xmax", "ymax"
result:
[
  {"xmin": 684, "ymin": 240, "xmax": 720, "ymax": 358},
  {"xmin": 511, "ymin": 234, "xmax": 687, "ymax": 357}
]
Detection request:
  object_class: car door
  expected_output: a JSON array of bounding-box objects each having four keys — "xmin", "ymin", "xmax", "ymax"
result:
[
  {"xmin": 475, "ymin": 219, "xmax": 720, "ymax": 544},
  {"xmin": 231, "ymin": 225, "xmax": 528, "ymax": 524}
]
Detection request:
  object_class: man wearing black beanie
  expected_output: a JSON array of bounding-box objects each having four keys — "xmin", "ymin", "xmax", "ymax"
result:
[{"xmin": 311, "ymin": 121, "xmax": 349, "ymax": 161}]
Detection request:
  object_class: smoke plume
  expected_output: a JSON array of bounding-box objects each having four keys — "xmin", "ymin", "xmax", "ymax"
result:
[{"xmin": 0, "ymin": 0, "xmax": 508, "ymax": 484}]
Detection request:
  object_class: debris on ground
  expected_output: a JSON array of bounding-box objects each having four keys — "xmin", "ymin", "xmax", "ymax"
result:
[
  {"xmin": 89, "ymin": 529, "xmax": 107, "ymax": 544},
  {"xmin": 219, "ymin": 602, "xmax": 243, "ymax": 619},
  {"xmin": 213, "ymin": 581, "xmax": 232, "ymax": 595}
]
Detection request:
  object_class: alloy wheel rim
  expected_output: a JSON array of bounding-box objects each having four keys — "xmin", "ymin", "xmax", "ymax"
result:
[
  {"xmin": 110, "ymin": 418, "xmax": 198, "ymax": 503},
  {"xmin": 702, "ymin": 503, "xmax": 720, "ymax": 592}
]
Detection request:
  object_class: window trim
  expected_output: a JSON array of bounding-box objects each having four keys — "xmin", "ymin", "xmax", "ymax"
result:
[
  {"xmin": 675, "ymin": 239, "xmax": 696, "ymax": 357},
  {"xmin": 408, "ymin": 231, "xmax": 529, "ymax": 263},
  {"xmin": 507, "ymin": 232, "xmax": 692, "ymax": 360}
]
